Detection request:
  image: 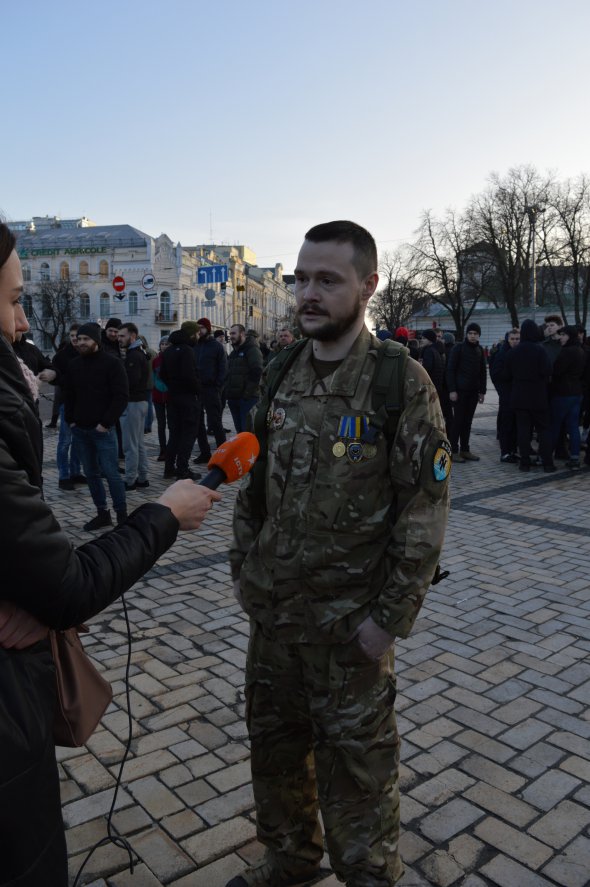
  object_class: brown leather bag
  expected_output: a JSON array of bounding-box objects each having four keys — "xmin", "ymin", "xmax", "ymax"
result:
[{"xmin": 50, "ymin": 625, "xmax": 113, "ymax": 747}]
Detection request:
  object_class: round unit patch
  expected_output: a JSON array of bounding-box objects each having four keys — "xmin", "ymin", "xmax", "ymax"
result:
[{"xmin": 433, "ymin": 441, "xmax": 452, "ymax": 482}]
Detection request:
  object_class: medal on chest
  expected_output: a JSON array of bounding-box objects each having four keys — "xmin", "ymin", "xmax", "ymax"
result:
[
  {"xmin": 266, "ymin": 404, "xmax": 286, "ymax": 431},
  {"xmin": 333, "ymin": 415, "xmax": 377, "ymax": 462}
]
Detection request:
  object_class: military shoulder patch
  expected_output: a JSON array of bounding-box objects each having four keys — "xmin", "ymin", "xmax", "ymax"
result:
[{"xmin": 433, "ymin": 440, "xmax": 452, "ymax": 482}]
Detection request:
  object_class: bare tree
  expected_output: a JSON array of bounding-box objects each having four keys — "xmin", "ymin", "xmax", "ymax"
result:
[
  {"xmin": 369, "ymin": 249, "xmax": 426, "ymax": 332},
  {"xmin": 411, "ymin": 208, "xmax": 496, "ymax": 338},
  {"xmin": 471, "ymin": 165, "xmax": 553, "ymax": 326},
  {"xmin": 28, "ymin": 278, "xmax": 82, "ymax": 351},
  {"xmin": 537, "ymin": 175, "xmax": 590, "ymax": 328}
]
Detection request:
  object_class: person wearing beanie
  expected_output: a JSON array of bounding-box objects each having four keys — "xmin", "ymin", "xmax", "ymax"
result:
[
  {"xmin": 446, "ymin": 323, "xmax": 487, "ymax": 461},
  {"xmin": 419, "ymin": 329, "xmax": 444, "ymax": 396},
  {"xmin": 376, "ymin": 329, "xmax": 393, "ymax": 341},
  {"xmin": 541, "ymin": 314, "xmax": 563, "ymax": 366},
  {"xmin": 102, "ymin": 317, "xmax": 122, "ymax": 357},
  {"xmin": 504, "ymin": 319, "xmax": 555, "ymax": 472},
  {"xmin": 180, "ymin": 320, "xmax": 200, "ymax": 339},
  {"xmin": 394, "ymin": 326, "xmax": 409, "ymax": 346},
  {"xmin": 159, "ymin": 325, "xmax": 202, "ymax": 480},
  {"xmin": 64, "ymin": 322, "xmax": 130, "ymax": 529},
  {"xmin": 192, "ymin": 317, "xmax": 228, "ymax": 463}
]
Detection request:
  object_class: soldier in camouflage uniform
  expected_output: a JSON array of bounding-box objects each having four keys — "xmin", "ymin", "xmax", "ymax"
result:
[{"xmin": 227, "ymin": 221, "xmax": 450, "ymax": 887}]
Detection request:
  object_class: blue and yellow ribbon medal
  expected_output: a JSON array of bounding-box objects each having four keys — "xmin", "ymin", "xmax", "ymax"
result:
[
  {"xmin": 433, "ymin": 440, "xmax": 452, "ymax": 481},
  {"xmin": 332, "ymin": 416, "xmax": 377, "ymax": 462}
]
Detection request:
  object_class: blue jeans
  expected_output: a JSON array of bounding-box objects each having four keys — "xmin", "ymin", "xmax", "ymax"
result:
[
  {"xmin": 551, "ymin": 395, "xmax": 583, "ymax": 458},
  {"xmin": 120, "ymin": 401, "xmax": 149, "ymax": 483},
  {"xmin": 71, "ymin": 426, "xmax": 126, "ymax": 512},
  {"xmin": 228, "ymin": 396, "xmax": 259, "ymax": 434},
  {"xmin": 56, "ymin": 405, "xmax": 80, "ymax": 480}
]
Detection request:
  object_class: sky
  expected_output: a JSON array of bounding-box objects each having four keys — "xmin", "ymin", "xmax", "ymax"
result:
[{"xmin": 2, "ymin": 0, "xmax": 590, "ymax": 273}]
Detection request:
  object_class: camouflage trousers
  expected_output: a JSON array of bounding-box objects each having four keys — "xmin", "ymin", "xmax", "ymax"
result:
[{"xmin": 245, "ymin": 622, "xmax": 404, "ymax": 887}]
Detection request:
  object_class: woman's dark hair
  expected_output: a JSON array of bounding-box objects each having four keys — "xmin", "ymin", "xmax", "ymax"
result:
[
  {"xmin": 0, "ymin": 222, "xmax": 16, "ymax": 272},
  {"xmin": 557, "ymin": 325, "xmax": 579, "ymax": 344}
]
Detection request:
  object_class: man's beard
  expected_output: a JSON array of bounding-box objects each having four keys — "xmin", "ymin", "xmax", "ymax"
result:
[{"xmin": 297, "ymin": 296, "xmax": 363, "ymax": 342}]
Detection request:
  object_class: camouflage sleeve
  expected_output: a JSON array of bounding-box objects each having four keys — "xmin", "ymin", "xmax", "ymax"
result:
[
  {"xmin": 371, "ymin": 361, "xmax": 450, "ymax": 639},
  {"xmin": 229, "ymin": 472, "xmax": 264, "ymax": 581}
]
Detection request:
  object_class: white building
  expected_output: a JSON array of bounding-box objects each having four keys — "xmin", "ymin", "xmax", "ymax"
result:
[{"xmin": 13, "ymin": 219, "xmax": 295, "ymax": 350}]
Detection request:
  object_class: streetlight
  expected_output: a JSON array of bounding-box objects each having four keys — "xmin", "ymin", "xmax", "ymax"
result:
[{"xmin": 524, "ymin": 203, "xmax": 545, "ymax": 310}]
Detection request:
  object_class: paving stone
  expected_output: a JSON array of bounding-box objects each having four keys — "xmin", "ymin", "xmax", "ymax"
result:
[
  {"xmin": 181, "ymin": 816, "xmax": 256, "ymax": 864},
  {"xmin": 459, "ymin": 754, "xmax": 526, "ymax": 793},
  {"xmin": 420, "ymin": 798, "xmax": 484, "ymax": 843},
  {"xmin": 196, "ymin": 783, "xmax": 255, "ymax": 826},
  {"xmin": 418, "ymin": 848, "xmax": 464, "ymax": 886},
  {"xmin": 528, "ymin": 799, "xmax": 590, "ymax": 848},
  {"xmin": 541, "ymin": 836, "xmax": 590, "ymax": 887},
  {"xmin": 463, "ymin": 782, "xmax": 537, "ymax": 828},
  {"xmin": 130, "ymin": 826, "xmax": 195, "ymax": 881},
  {"xmin": 474, "ymin": 817, "xmax": 553, "ymax": 869},
  {"xmin": 521, "ymin": 769, "xmax": 582, "ymax": 811},
  {"xmin": 481, "ymin": 854, "xmax": 555, "ymax": 887},
  {"xmin": 127, "ymin": 776, "xmax": 185, "ymax": 819}
]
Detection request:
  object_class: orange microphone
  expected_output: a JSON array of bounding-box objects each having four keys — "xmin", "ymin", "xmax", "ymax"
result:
[{"xmin": 199, "ymin": 432, "xmax": 260, "ymax": 489}]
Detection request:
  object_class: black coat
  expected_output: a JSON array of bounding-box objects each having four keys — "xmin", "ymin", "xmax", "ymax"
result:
[
  {"xmin": 550, "ymin": 342, "xmax": 586, "ymax": 397},
  {"xmin": 504, "ymin": 340, "xmax": 552, "ymax": 411},
  {"xmin": 160, "ymin": 330, "xmax": 200, "ymax": 396},
  {"xmin": 446, "ymin": 341, "xmax": 487, "ymax": 394},
  {"xmin": 0, "ymin": 333, "xmax": 179, "ymax": 886},
  {"xmin": 64, "ymin": 349, "xmax": 129, "ymax": 429},
  {"xmin": 226, "ymin": 336, "xmax": 263, "ymax": 400},
  {"xmin": 194, "ymin": 335, "xmax": 228, "ymax": 389},
  {"xmin": 489, "ymin": 338, "xmax": 512, "ymax": 403},
  {"xmin": 421, "ymin": 343, "xmax": 444, "ymax": 395}
]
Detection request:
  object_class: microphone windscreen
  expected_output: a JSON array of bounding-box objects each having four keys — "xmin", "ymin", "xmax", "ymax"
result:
[{"xmin": 208, "ymin": 432, "xmax": 260, "ymax": 484}]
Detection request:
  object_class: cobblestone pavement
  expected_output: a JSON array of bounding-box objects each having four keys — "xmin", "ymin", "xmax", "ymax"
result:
[{"xmin": 37, "ymin": 387, "xmax": 590, "ymax": 887}]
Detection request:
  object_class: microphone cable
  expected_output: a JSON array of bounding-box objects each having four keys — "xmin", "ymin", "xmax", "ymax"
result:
[{"xmin": 72, "ymin": 589, "xmax": 136, "ymax": 885}]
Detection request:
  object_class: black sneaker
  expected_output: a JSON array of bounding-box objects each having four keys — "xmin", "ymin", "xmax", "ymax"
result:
[
  {"xmin": 116, "ymin": 509, "xmax": 128, "ymax": 525},
  {"xmin": 125, "ymin": 480, "xmax": 138, "ymax": 491},
  {"xmin": 565, "ymin": 459, "xmax": 581, "ymax": 471},
  {"xmin": 500, "ymin": 454, "xmax": 519, "ymax": 464},
  {"xmin": 71, "ymin": 474, "xmax": 87, "ymax": 484},
  {"xmin": 193, "ymin": 454, "xmax": 211, "ymax": 464},
  {"xmin": 163, "ymin": 468, "xmax": 176, "ymax": 478},
  {"xmin": 544, "ymin": 464, "xmax": 558, "ymax": 473},
  {"xmin": 176, "ymin": 469, "xmax": 200, "ymax": 481},
  {"xmin": 59, "ymin": 479, "xmax": 76, "ymax": 491},
  {"xmin": 136, "ymin": 480, "xmax": 150, "ymax": 488},
  {"xmin": 84, "ymin": 510, "xmax": 112, "ymax": 531}
]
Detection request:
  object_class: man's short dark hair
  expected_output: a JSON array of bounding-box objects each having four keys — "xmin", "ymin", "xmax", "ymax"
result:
[
  {"xmin": 231, "ymin": 324, "xmax": 246, "ymax": 334},
  {"xmin": 120, "ymin": 322, "xmax": 139, "ymax": 337},
  {"xmin": 69, "ymin": 322, "xmax": 80, "ymax": 332},
  {"xmin": 304, "ymin": 220, "xmax": 378, "ymax": 279},
  {"xmin": 544, "ymin": 314, "xmax": 563, "ymax": 325}
]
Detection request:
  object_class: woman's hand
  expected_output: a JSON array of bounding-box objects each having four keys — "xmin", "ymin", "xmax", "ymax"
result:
[
  {"xmin": 0, "ymin": 601, "xmax": 50, "ymax": 649},
  {"xmin": 157, "ymin": 481, "xmax": 222, "ymax": 530}
]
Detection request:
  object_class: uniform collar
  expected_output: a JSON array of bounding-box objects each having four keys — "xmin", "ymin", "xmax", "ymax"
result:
[{"xmin": 293, "ymin": 326, "xmax": 377, "ymax": 397}]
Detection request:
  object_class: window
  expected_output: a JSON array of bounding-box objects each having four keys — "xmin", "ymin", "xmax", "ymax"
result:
[
  {"xmin": 128, "ymin": 291, "xmax": 138, "ymax": 315},
  {"xmin": 99, "ymin": 260, "xmax": 109, "ymax": 277},
  {"xmin": 79, "ymin": 260, "xmax": 89, "ymax": 277},
  {"xmin": 79, "ymin": 293, "xmax": 90, "ymax": 319},
  {"xmin": 22, "ymin": 265, "xmax": 31, "ymax": 282},
  {"xmin": 60, "ymin": 261, "xmax": 69, "ymax": 281},
  {"xmin": 22, "ymin": 293, "xmax": 33, "ymax": 318},
  {"xmin": 100, "ymin": 293, "xmax": 110, "ymax": 317},
  {"xmin": 40, "ymin": 262, "xmax": 50, "ymax": 282},
  {"xmin": 160, "ymin": 291, "xmax": 171, "ymax": 321}
]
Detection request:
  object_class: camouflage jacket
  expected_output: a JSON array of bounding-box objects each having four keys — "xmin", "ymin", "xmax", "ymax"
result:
[{"xmin": 230, "ymin": 326, "xmax": 450, "ymax": 643}]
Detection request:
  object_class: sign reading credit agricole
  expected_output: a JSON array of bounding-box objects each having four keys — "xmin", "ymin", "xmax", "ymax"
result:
[{"xmin": 17, "ymin": 247, "xmax": 109, "ymax": 258}]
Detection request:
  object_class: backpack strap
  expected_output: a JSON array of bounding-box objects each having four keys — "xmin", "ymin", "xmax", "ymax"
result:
[{"xmin": 365, "ymin": 339, "xmax": 408, "ymax": 443}]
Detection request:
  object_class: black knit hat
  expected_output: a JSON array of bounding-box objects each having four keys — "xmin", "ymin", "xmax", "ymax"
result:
[
  {"xmin": 466, "ymin": 322, "xmax": 481, "ymax": 335},
  {"xmin": 77, "ymin": 322, "xmax": 102, "ymax": 345},
  {"xmin": 421, "ymin": 329, "xmax": 437, "ymax": 343}
]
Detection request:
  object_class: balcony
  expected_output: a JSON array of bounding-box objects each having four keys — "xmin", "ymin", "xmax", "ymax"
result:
[{"xmin": 155, "ymin": 310, "xmax": 177, "ymax": 324}]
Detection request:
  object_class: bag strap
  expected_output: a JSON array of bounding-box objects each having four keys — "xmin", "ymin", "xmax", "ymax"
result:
[{"xmin": 368, "ymin": 339, "xmax": 408, "ymax": 440}]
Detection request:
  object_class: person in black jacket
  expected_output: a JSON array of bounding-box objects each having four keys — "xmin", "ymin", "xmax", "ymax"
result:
[
  {"xmin": 44, "ymin": 324, "xmax": 87, "ymax": 489},
  {"xmin": 64, "ymin": 322, "xmax": 129, "ymax": 530},
  {"xmin": 489, "ymin": 328, "xmax": 520, "ymax": 463},
  {"xmin": 226, "ymin": 324, "xmax": 263, "ymax": 433},
  {"xmin": 193, "ymin": 317, "xmax": 227, "ymax": 463},
  {"xmin": 0, "ymin": 223, "xmax": 221, "ymax": 887},
  {"xmin": 159, "ymin": 325, "xmax": 201, "ymax": 480},
  {"xmin": 550, "ymin": 326, "xmax": 586, "ymax": 470},
  {"xmin": 504, "ymin": 318, "xmax": 555, "ymax": 472},
  {"xmin": 117, "ymin": 322, "xmax": 150, "ymax": 490},
  {"xmin": 446, "ymin": 322, "xmax": 487, "ymax": 462},
  {"xmin": 419, "ymin": 329, "xmax": 444, "ymax": 396}
]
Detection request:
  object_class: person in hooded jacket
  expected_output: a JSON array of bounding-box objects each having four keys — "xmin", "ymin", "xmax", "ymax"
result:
[
  {"xmin": 0, "ymin": 222, "xmax": 221, "ymax": 887},
  {"xmin": 550, "ymin": 325, "xmax": 586, "ymax": 469},
  {"xmin": 159, "ymin": 324, "xmax": 202, "ymax": 480},
  {"xmin": 446, "ymin": 322, "xmax": 487, "ymax": 461},
  {"xmin": 489, "ymin": 328, "xmax": 520, "ymax": 463},
  {"xmin": 504, "ymin": 318, "xmax": 555, "ymax": 472},
  {"xmin": 419, "ymin": 329, "xmax": 444, "ymax": 396}
]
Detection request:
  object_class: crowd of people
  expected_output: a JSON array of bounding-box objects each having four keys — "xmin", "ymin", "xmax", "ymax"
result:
[
  {"xmin": 377, "ymin": 317, "xmax": 590, "ymax": 473},
  {"xmin": 20, "ymin": 314, "xmax": 300, "ymax": 531}
]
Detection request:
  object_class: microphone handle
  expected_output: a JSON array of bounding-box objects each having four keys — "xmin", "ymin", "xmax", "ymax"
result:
[{"xmin": 198, "ymin": 466, "xmax": 227, "ymax": 489}]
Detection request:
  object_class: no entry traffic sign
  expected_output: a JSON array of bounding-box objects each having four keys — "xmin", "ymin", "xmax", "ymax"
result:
[{"xmin": 113, "ymin": 276, "xmax": 126, "ymax": 292}]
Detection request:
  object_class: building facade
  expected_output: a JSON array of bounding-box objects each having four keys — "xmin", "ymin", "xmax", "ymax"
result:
[{"xmin": 11, "ymin": 218, "xmax": 296, "ymax": 350}]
